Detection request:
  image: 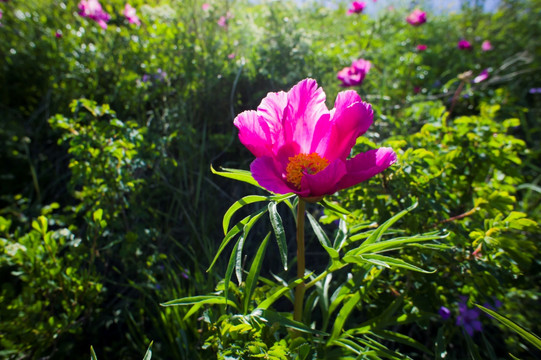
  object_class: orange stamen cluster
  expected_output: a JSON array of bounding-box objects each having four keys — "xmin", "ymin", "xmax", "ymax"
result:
[{"xmin": 286, "ymin": 153, "xmax": 329, "ymax": 189}]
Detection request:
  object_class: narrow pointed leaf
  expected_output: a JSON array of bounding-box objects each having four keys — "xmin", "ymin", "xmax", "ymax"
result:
[
  {"xmin": 268, "ymin": 202, "xmax": 288, "ymax": 271},
  {"xmin": 234, "ymin": 234, "xmax": 246, "ymax": 285},
  {"xmin": 347, "ymin": 231, "xmax": 448, "ymax": 257},
  {"xmin": 476, "ymin": 304, "xmax": 541, "ymax": 350},
  {"xmin": 306, "ymin": 211, "xmax": 331, "ymax": 248},
  {"xmin": 257, "ymin": 274, "xmax": 311, "ymax": 310},
  {"xmin": 343, "ymin": 254, "xmax": 434, "ymax": 273},
  {"xmin": 160, "ymin": 295, "xmax": 230, "ymax": 306},
  {"xmin": 224, "ymin": 238, "xmax": 242, "ymax": 307},
  {"xmin": 330, "ymin": 290, "xmax": 361, "ymax": 340},
  {"xmin": 90, "ymin": 346, "xmax": 98, "ymax": 360},
  {"xmin": 211, "ymin": 165, "xmax": 261, "ymax": 188},
  {"xmin": 361, "ymin": 201, "xmax": 418, "ymax": 247},
  {"xmin": 260, "ymin": 309, "xmax": 328, "ymax": 335},
  {"xmin": 143, "ymin": 341, "xmax": 153, "ymax": 360},
  {"xmin": 320, "ymin": 198, "xmax": 350, "ymax": 215},
  {"xmin": 208, "ymin": 207, "xmax": 268, "ymax": 272},
  {"xmin": 223, "ymin": 195, "xmax": 269, "ymax": 235},
  {"xmin": 243, "ymin": 233, "xmax": 271, "ymax": 314}
]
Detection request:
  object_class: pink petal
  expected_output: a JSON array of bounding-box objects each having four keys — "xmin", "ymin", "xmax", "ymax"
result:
[
  {"xmin": 234, "ymin": 110, "xmax": 274, "ymax": 158},
  {"xmin": 335, "ymin": 147, "xmax": 397, "ymax": 191},
  {"xmin": 300, "ymin": 159, "xmax": 347, "ymax": 197},
  {"xmin": 256, "ymin": 90, "xmax": 288, "ymax": 151},
  {"xmin": 315, "ymin": 90, "xmax": 373, "ymax": 161},
  {"xmin": 282, "ymin": 79, "xmax": 330, "ymax": 154},
  {"xmin": 250, "ymin": 157, "xmax": 296, "ymax": 195}
]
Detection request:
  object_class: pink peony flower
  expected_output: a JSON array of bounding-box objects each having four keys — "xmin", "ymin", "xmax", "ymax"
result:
[
  {"xmin": 123, "ymin": 3, "xmax": 141, "ymax": 26},
  {"xmin": 337, "ymin": 59, "xmax": 371, "ymax": 87},
  {"xmin": 481, "ymin": 40, "xmax": 492, "ymax": 51},
  {"xmin": 347, "ymin": 1, "xmax": 366, "ymax": 14},
  {"xmin": 406, "ymin": 9, "xmax": 426, "ymax": 26},
  {"xmin": 416, "ymin": 44, "xmax": 427, "ymax": 51},
  {"xmin": 473, "ymin": 69, "xmax": 489, "ymax": 83},
  {"xmin": 78, "ymin": 0, "xmax": 110, "ymax": 29},
  {"xmin": 233, "ymin": 79, "xmax": 397, "ymax": 198},
  {"xmin": 458, "ymin": 39, "xmax": 472, "ymax": 50},
  {"xmin": 202, "ymin": 3, "xmax": 211, "ymax": 11}
]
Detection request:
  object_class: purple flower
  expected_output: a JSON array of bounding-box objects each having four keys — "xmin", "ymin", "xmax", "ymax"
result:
[
  {"xmin": 416, "ymin": 44, "xmax": 427, "ymax": 51},
  {"xmin": 406, "ymin": 9, "xmax": 427, "ymax": 26},
  {"xmin": 439, "ymin": 306, "xmax": 451, "ymax": 320},
  {"xmin": 55, "ymin": 30, "xmax": 63, "ymax": 38},
  {"xmin": 456, "ymin": 298, "xmax": 482, "ymax": 336},
  {"xmin": 78, "ymin": 0, "xmax": 110, "ymax": 30},
  {"xmin": 529, "ymin": 88, "xmax": 541, "ymax": 94},
  {"xmin": 458, "ymin": 39, "xmax": 473, "ymax": 50},
  {"xmin": 473, "ymin": 69, "xmax": 489, "ymax": 84},
  {"xmin": 347, "ymin": 1, "xmax": 366, "ymax": 14},
  {"xmin": 481, "ymin": 40, "xmax": 492, "ymax": 51},
  {"xmin": 123, "ymin": 3, "xmax": 141, "ymax": 26}
]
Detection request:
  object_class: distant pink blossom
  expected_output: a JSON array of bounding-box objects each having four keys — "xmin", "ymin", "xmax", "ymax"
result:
[
  {"xmin": 55, "ymin": 30, "xmax": 62, "ymax": 38},
  {"xmin": 473, "ymin": 69, "xmax": 489, "ymax": 83},
  {"xmin": 124, "ymin": 3, "xmax": 141, "ymax": 26},
  {"xmin": 202, "ymin": 3, "xmax": 211, "ymax": 11},
  {"xmin": 233, "ymin": 78, "xmax": 397, "ymax": 198},
  {"xmin": 228, "ymin": 53, "xmax": 236, "ymax": 59},
  {"xmin": 347, "ymin": 1, "xmax": 366, "ymax": 14},
  {"xmin": 406, "ymin": 9, "xmax": 426, "ymax": 26},
  {"xmin": 337, "ymin": 59, "xmax": 372, "ymax": 87},
  {"xmin": 0, "ymin": 9, "xmax": 2, "ymax": 21},
  {"xmin": 458, "ymin": 39, "xmax": 472, "ymax": 50},
  {"xmin": 78, "ymin": 0, "xmax": 110, "ymax": 29},
  {"xmin": 217, "ymin": 12, "xmax": 232, "ymax": 28},
  {"xmin": 416, "ymin": 44, "xmax": 427, "ymax": 51},
  {"xmin": 414, "ymin": 86, "xmax": 421, "ymax": 94},
  {"xmin": 481, "ymin": 40, "xmax": 492, "ymax": 51}
]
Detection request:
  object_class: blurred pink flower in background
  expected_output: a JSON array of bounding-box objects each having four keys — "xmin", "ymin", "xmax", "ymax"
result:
[
  {"xmin": 416, "ymin": 44, "xmax": 427, "ymax": 51},
  {"xmin": 458, "ymin": 39, "xmax": 472, "ymax": 50},
  {"xmin": 473, "ymin": 69, "xmax": 489, "ymax": 83},
  {"xmin": 337, "ymin": 59, "xmax": 372, "ymax": 87},
  {"xmin": 217, "ymin": 12, "xmax": 232, "ymax": 28},
  {"xmin": 228, "ymin": 53, "xmax": 236, "ymax": 59},
  {"xmin": 233, "ymin": 78, "xmax": 396, "ymax": 198},
  {"xmin": 414, "ymin": 86, "xmax": 421, "ymax": 94},
  {"xmin": 202, "ymin": 3, "xmax": 211, "ymax": 11},
  {"xmin": 78, "ymin": 0, "xmax": 110, "ymax": 29},
  {"xmin": 124, "ymin": 3, "xmax": 141, "ymax": 26},
  {"xmin": 406, "ymin": 9, "xmax": 426, "ymax": 26},
  {"xmin": 481, "ymin": 40, "xmax": 492, "ymax": 51},
  {"xmin": 347, "ymin": 1, "xmax": 366, "ymax": 14},
  {"xmin": 55, "ymin": 30, "xmax": 63, "ymax": 38}
]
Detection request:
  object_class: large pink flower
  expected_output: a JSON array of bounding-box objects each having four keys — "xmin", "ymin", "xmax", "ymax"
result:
[
  {"xmin": 233, "ymin": 79, "xmax": 397, "ymax": 198},
  {"xmin": 347, "ymin": 1, "xmax": 366, "ymax": 14},
  {"xmin": 458, "ymin": 39, "xmax": 472, "ymax": 50},
  {"xmin": 406, "ymin": 9, "xmax": 426, "ymax": 26}
]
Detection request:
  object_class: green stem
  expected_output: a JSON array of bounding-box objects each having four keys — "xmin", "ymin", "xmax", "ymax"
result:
[{"xmin": 293, "ymin": 198, "xmax": 306, "ymax": 322}]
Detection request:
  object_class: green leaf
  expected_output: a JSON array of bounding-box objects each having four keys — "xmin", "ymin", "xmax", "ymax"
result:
[
  {"xmin": 258, "ymin": 309, "xmax": 328, "ymax": 336},
  {"xmin": 370, "ymin": 330, "xmax": 433, "ymax": 356},
  {"xmin": 160, "ymin": 295, "xmax": 226, "ymax": 306},
  {"xmin": 211, "ymin": 165, "xmax": 262, "ymax": 188},
  {"xmin": 224, "ymin": 237, "xmax": 242, "ymax": 307},
  {"xmin": 268, "ymin": 202, "xmax": 288, "ymax": 271},
  {"xmin": 143, "ymin": 341, "xmax": 153, "ymax": 360},
  {"xmin": 207, "ymin": 207, "xmax": 268, "ymax": 272},
  {"xmin": 330, "ymin": 290, "xmax": 361, "ymax": 340},
  {"xmin": 475, "ymin": 304, "xmax": 541, "ymax": 350},
  {"xmin": 256, "ymin": 275, "xmax": 311, "ymax": 310},
  {"xmin": 355, "ymin": 201, "xmax": 418, "ymax": 246},
  {"xmin": 306, "ymin": 211, "xmax": 331, "ymax": 248},
  {"xmin": 93, "ymin": 208, "xmax": 103, "ymax": 222},
  {"xmin": 319, "ymin": 198, "xmax": 350, "ymax": 215},
  {"xmin": 90, "ymin": 346, "xmax": 98, "ymax": 360},
  {"xmin": 344, "ymin": 254, "xmax": 434, "ymax": 273},
  {"xmin": 347, "ymin": 231, "xmax": 448, "ymax": 257},
  {"xmin": 223, "ymin": 195, "xmax": 269, "ymax": 235},
  {"xmin": 243, "ymin": 233, "xmax": 271, "ymax": 314}
]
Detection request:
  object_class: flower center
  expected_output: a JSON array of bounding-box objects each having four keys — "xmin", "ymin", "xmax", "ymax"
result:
[{"xmin": 285, "ymin": 153, "xmax": 329, "ymax": 189}]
